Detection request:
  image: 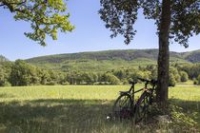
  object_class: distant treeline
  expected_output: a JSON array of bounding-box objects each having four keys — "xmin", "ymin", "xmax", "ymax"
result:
[{"xmin": 0, "ymin": 60, "xmax": 200, "ymax": 87}]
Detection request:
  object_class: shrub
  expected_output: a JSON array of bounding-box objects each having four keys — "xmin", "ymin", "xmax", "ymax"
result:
[
  {"xmin": 169, "ymin": 73, "xmax": 176, "ymax": 87},
  {"xmin": 180, "ymin": 71, "xmax": 188, "ymax": 82},
  {"xmin": 193, "ymin": 79, "xmax": 198, "ymax": 85},
  {"xmin": 197, "ymin": 75, "xmax": 200, "ymax": 85}
]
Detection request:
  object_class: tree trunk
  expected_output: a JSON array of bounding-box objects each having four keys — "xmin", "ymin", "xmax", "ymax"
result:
[{"xmin": 156, "ymin": 0, "xmax": 171, "ymax": 106}]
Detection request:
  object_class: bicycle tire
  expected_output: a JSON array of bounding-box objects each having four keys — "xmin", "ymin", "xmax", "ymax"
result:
[
  {"xmin": 112, "ymin": 94, "xmax": 133, "ymax": 120},
  {"xmin": 134, "ymin": 92, "xmax": 151, "ymax": 123}
]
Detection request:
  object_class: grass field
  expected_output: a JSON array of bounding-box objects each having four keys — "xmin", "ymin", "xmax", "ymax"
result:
[{"xmin": 0, "ymin": 85, "xmax": 200, "ymax": 133}]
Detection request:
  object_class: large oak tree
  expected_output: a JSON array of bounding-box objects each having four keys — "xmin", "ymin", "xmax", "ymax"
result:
[{"xmin": 99, "ymin": 0, "xmax": 200, "ymax": 105}]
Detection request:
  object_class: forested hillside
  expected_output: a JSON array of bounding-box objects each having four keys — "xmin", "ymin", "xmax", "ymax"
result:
[
  {"xmin": 26, "ymin": 49, "xmax": 179, "ymax": 63},
  {"xmin": 26, "ymin": 49, "xmax": 160, "ymax": 63},
  {"xmin": 25, "ymin": 49, "xmax": 196, "ymax": 72},
  {"xmin": 1, "ymin": 49, "xmax": 200, "ymax": 87},
  {"xmin": 184, "ymin": 50, "xmax": 200, "ymax": 63},
  {"xmin": 26, "ymin": 49, "xmax": 200, "ymax": 64}
]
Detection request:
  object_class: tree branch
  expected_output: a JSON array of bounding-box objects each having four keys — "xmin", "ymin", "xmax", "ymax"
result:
[
  {"xmin": 0, "ymin": 0, "xmax": 47, "ymax": 13},
  {"xmin": 0, "ymin": 0, "xmax": 26, "ymax": 12}
]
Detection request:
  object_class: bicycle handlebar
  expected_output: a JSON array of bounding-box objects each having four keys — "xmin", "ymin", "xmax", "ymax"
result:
[
  {"xmin": 137, "ymin": 77, "xmax": 150, "ymax": 82},
  {"xmin": 129, "ymin": 80, "xmax": 137, "ymax": 85},
  {"xmin": 137, "ymin": 77, "xmax": 157, "ymax": 86}
]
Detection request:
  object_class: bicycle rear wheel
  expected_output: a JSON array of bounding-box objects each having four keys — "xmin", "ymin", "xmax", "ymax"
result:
[
  {"xmin": 134, "ymin": 92, "xmax": 151, "ymax": 123},
  {"xmin": 112, "ymin": 94, "xmax": 133, "ymax": 120}
]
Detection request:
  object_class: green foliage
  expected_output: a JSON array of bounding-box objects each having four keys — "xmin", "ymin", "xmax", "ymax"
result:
[
  {"xmin": 170, "ymin": 67, "xmax": 180, "ymax": 83},
  {"xmin": 99, "ymin": 0, "xmax": 200, "ymax": 47},
  {"xmin": 0, "ymin": 68, "xmax": 9, "ymax": 87},
  {"xmin": 99, "ymin": 0, "xmax": 138, "ymax": 44},
  {"xmin": 9, "ymin": 60, "xmax": 37, "ymax": 86},
  {"xmin": 194, "ymin": 79, "xmax": 198, "ymax": 85},
  {"xmin": 26, "ymin": 49, "xmax": 160, "ymax": 64},
  {"xmin": 170, "ymin": 104, "xmax": 199, "ymax": 132},
  {"xmin": 185, "ymin": 50, "xmax": 200, "ymax": 63},
  {"xmin": 26, "ymin": 49, "xmax": 200, "ymax": 74},
  {"xmin": 180, "ymin": 71, "xmax": 189, "ymax": 82},
  {"xmin": 169, "ymin": 73, "xmax": 176, "ymax": 87},
  {"xmin": 168, "ymin": 67, "xmax": 189, "ymax": 86},
  {"xmin": 2, "ymin": 50, "xmax": 200, "ymax": 86},
  {"xmin": 0, "ymin": 62, "xmax": 12, "ymax": 86},
  {"xmin": 8, "ymin": 60, "xmax": 62, "ymax": 86},
  {"xmin": 197, "ymin": 75, "xmax": 200, "ymax": 85},
  {"xmin": 1, "ymin": 0, "xmax": 74, "ymax": 46},
  {"xmin": 102, "ymin": 73, "xmax": 121, "ymax": 85},
  {"xmin": 179, "ymin": 63, "xmax": 200, "ymax": 79}
]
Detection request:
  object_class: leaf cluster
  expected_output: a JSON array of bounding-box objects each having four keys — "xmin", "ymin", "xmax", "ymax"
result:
[
  {"xmin": 170, "ymin": 1, "xmax": 200, "ymax": 47},
  {"xmin": 99, "ymin": 0, "xmax": 139, "ymax": 44},
  {"xmin": 99, "ymin": 0, "xmax": 200, "ymax": 47},
  {"xmin": 0, "ymin": 0, "xmax": 74, "ymax": 46}
]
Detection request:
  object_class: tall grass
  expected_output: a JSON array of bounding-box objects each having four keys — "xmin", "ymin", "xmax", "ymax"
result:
[{"xmin": 0, "ymin": 85, "xmax": 199, "ymax": 133}]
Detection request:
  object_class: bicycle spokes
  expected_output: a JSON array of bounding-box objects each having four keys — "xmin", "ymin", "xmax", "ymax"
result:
[
  {"xmin": 135, "ymin": 93, "xmax": 150, "ymax": 122},
  {"xmin": 113, "ymin": 94, "xmax": 133, "ymax": 120}
]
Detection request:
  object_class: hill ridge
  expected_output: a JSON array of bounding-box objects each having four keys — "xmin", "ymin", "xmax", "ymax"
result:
[
  {"xmin": 25, "ymin": 49, "xmax": 158, "ymax": 62},
  {"xmin": 25, "ymin": 48, "xmax": 187, "ymax": 63},
  {"xmin": 22, "ymin": 49, "xmax": 200, "ymax": 72}
]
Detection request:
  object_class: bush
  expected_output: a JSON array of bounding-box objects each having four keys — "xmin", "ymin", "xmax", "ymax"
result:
[
  {"xmin": 61, "ymin": 81, "xmax": 70, "ymax": 85},
  {"xmin": 46, "ymin": 81, "xmax": 57, "ymax": 85},
  {"xmin": 170, "ymin": 67, "xmax": 180, "ymax": 83},
  {"xmin": 180, "ymin": 71, "xmax": 188, "ymax": 82},
  {"xmin": 193, "ymin": 79, "xmax": 198, "ymax": 85},
  {"xmin": 0, "ymin": 81, "xmax": 11, "ymax": 87},
  {"xmin": 169, "ymin": 73, "xmax": 176, "ymax": 87},
  {"xmin": 101, "ymin": 73, "xmax": 121, "ymax": 85},
  {"xmin": 197, "ymin": 75, "xmax": 200, "ymax": 85}
]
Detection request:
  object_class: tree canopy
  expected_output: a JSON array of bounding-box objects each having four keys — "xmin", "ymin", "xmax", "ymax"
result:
[
  {"xmin": 99, "ymin": 0, "xmax": 200, "ymax": 47},
  {"xmin": 0, "ymin": 0, "xmax": 74, "ymax": 46}
]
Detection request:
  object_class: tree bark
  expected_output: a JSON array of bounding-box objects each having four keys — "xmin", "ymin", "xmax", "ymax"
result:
[{"xmin": 156, "ymin": 0, "xmax": 171, "ymax": 106}]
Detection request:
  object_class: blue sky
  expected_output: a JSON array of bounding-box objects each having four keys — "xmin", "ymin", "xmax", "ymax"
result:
[{"xmin": 0, "ymin": 0, "xmax": 199, "ymax": 61}]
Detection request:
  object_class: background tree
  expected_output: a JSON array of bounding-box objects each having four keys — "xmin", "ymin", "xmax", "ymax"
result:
[
  {"xmin": 99, "ymin": 0, "xmax": 200, "ymax": 105},
  {"xmin": 181, "ymin": 64, "xmax": 200, "ymax": 79},
  {"xmin": 103, "ymin": 73, "xmax": 121, "ymax": 85},
  {"xmin": 197, "ymin": 75, "xmax": 200, "ymax": 85},
  {"xmin": 9, "ymin": 60, "xmax": 38, "ymax": 86},
  {"xmin": 169, "ymin": 73, "xmax": 176, "ymax": 87},
  {"xmin": 0, "ymin": 66, "xmax": 9, "ymax": 86},
  {"xmin": 0, "ymin": 62, "xmax": 12, "ymax": 86},
  {"xmin": 180, "ymin": 71, "xmax": 189, "ymax": 82},
  {"xmin": 0, "ymin": 0, "xmax": 74, "ymax": 46}
]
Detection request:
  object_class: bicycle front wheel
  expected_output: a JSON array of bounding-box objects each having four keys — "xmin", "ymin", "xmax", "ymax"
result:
[
  {"xmin": 112, "ymin": 94, "xmax": 133, "ymax": 120},
  {"xmin": 134, "ymin": 92, "xmax": 151, "ymax": 123}
]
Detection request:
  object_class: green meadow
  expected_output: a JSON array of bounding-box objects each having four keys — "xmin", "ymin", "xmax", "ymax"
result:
[{"xmin": 0, "ymin": 85, "xmax": 200, "ymax": 133}]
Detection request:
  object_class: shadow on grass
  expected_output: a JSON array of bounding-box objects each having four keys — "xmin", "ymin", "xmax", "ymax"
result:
[
  {"xmin": 0, "ymin": 93, "xmax": 15, "ymax": 98},
  {"xmin": 170, "ymin": 98, "xmax": 200, "ymax": 111},
  {"xmin": 0, "ymin": 98, "xmax": 200, "ymax": 133},
  {"xmin": 0, "ymin": 99, "xmax": 117, "ymax": 133},
  {"xmin": 168, "ymin": 99, "xmax": 200, "ymax": 132}
]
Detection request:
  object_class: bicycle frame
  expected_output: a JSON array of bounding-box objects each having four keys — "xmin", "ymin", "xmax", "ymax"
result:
[
  {"xmin": 112, "ymin": 77, "xmax": 157, "ymax": 122},
  {"xmin": 120, "ymin": 78, "xmax": 156, "ymax": 103}
]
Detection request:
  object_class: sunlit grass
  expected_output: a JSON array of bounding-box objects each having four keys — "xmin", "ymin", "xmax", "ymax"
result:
[
  {"xmin": 169, "ymin": 85, "xmax": 200, "ymax": 101},
  {"xmin": 0, "ymin": 84, "xmax": 199, "ymax": 133},
  {"xmin": 0, "ymin": 85, "xmax": 126, "ymax": 101}
]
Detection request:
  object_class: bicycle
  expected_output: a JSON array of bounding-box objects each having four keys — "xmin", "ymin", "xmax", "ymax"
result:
[{"xmin": 111, "ymin": 77, "xmax": 157, "ymax": 123}]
